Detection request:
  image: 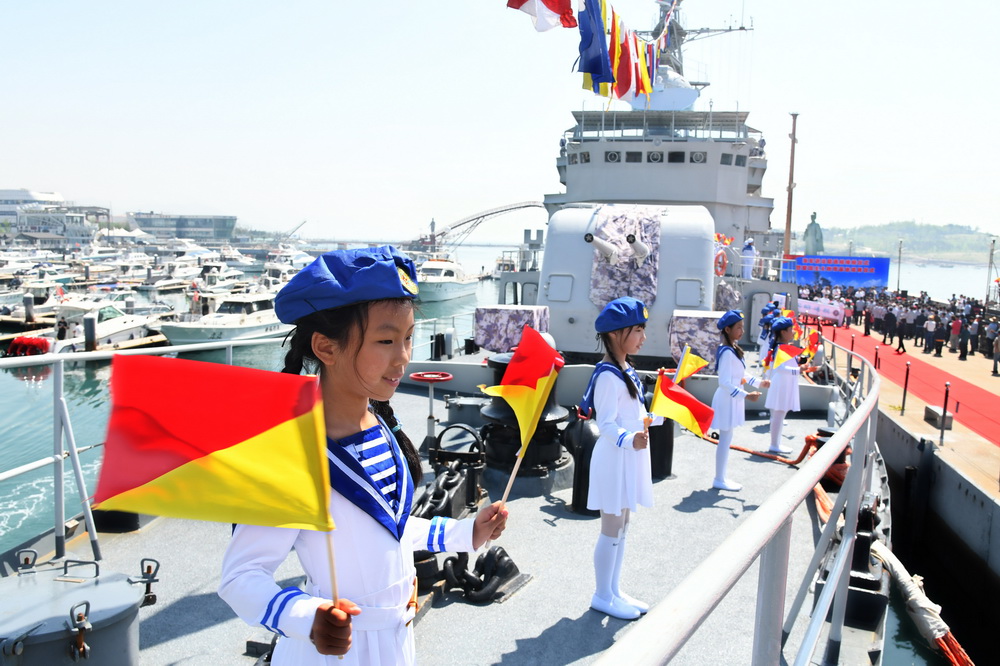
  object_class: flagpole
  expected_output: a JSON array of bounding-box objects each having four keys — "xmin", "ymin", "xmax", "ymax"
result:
[
  {"xmin": 325, "ymin": 531, "xmax": 340, "ymax": 604},
  {"xmin": 499, "ymin": 455, "xmax": 525, "ymax": 507},
  {"xmin": 672, "ymin": 344, "xmax": 690, "ymax": 383}
]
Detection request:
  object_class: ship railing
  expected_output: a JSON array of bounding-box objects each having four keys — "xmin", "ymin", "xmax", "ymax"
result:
[
  {"xmin": 413, "ymin": 310, "xmax": 477, "ymax": 359},
  {"xmin": 0, "ymin": 310, "xmax": 467, "ymax": 559},
  {"xmin": 594, "ymin": 338, "xmax": 881, "ymax": 666}
]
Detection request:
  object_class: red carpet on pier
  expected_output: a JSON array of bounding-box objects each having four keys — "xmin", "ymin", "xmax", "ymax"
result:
[{"xmin": 817, "ymin": 323, "xmax": 999, "ymax": 446}]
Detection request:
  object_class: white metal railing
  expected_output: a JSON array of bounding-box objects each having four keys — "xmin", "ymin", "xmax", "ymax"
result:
[
  {"xmin": 412, "ymin": 310, "xmax": 477, "ymax": 359},
  {"xmin": 594, "ymin": 339, "xmax": 881, "ymax": 665},
  {"xmin": 0, "ymin": 338, "xmax": 289, "ymax": 563},
  {"xmin": 0, "ymin": 308, "xmax": 476, "ymax": 558}
]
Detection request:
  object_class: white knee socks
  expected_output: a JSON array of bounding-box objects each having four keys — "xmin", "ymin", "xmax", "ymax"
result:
[
  {"xmin": 611, "ymin": 527, "xmax": 648, "ymax": 613},
  {"xmin": 713, "ymin": 429, "xmax": 741, "ymax": 491},
  {"xmin": 592, "ymin": 533, "xmax": 640, "ymax": 619},
  {"xmin": 769, "ymin": 410, "xmax": 791, "ymax": 454}
]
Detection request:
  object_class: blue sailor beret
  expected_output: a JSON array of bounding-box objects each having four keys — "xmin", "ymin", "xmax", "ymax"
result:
[
  {"xmin": 759, "ymin": 314, "xmax": 774, "ymax": 326},
  {"xmin": 274, "ymin": 245, "xmax": 419, "ymax": 324},
  {"xmin": 716, "ymin": 309, "xmax": 744, "ymax": 330},
  {"xmin": 595, "ymin": 297, "xmax": 649, "ymax": 333},
  {"xmin": 770, "ymin": 316, "xmax": 794, "ymax": 333}
]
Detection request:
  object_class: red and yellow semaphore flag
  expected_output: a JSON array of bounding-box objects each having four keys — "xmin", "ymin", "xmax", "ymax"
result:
[
  {"xmin": 805, "ymin": 330, "xmax": 820, "ymax": 358},
  {"xmin": 773, "ymin": 344, "xmax": 805, "ymax": 370},
  {"xmin": 649, "ymin": 369, "xmax": 714, "ymax": 438},
  {"xmin": 672, "ymin": 344, "xmax": 709, "ymax": 382},
  {"xmin": 479, "ymin": 326, "xmax": 564, "ymax": 457},
  {"xmin": 94, "ymin": 355, "xmax": 334, "ymax": 531}
]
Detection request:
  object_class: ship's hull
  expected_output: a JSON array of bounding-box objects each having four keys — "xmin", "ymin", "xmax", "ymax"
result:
[
  {"xmin": 158, "ymin": 319, "xmax": 292, "ymax": 344},
  {"xmin": 415, "ymin": 279, "xmax": 478, "ymax": 302}
]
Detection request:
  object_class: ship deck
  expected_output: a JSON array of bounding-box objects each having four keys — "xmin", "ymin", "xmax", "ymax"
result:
[{"xmin": 55, "ymin": 354, "xmax": 846, "ymax": 665}]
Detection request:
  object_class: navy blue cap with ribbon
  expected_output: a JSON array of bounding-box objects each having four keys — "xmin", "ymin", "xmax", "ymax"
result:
[
  {"xmin": 716, "ymin": 309, "xmax": 744, "ymax": 330},
  {"xmin": 770, "ymin": 316, "xmax": 794, "ymax": 333},
  {"xmin": 274, "ymin": 245, "xmax": 419, "ymax": 324},
  {"xmin": 595, "ymin": 297, "xmax": 649, "ymax": 333}
]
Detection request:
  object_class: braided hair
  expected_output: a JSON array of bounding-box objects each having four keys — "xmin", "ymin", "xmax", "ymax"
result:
[
  {"xmin": 281, "ymin": 297, "xmax": 422, "ymax": 483},
  {"xmin": 596, "ymin": 326, "xmax": 641, "ymax": 400}
]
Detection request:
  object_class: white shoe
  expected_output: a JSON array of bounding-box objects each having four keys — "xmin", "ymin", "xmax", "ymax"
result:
[
  {"xmin": 616, "ymin": 592, "xmax": 649, "ymax": 614},
  {"xmin": 768, "ymin": 446, "xmax": 792, "ymax": 456},
  {"xmin": 713, "ymin": 478, "xmax": 742, "ymax": 491},
  {"xmin": 591, "ymin": 594, "xmax": 641, "ymax": 620}
]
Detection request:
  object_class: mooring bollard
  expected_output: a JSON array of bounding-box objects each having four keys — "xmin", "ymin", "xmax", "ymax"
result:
[
  {"xmin": 940, "ymin": 381, "xmax": 951, "ymax": 443},
  {"xmin": 901, "ymin": 361, "xmax": 911, "ymax": 415}
]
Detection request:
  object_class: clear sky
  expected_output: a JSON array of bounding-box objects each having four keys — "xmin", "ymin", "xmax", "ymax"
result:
[{"xmin": 3, "ymin": 1, "xmax": 999, "ymax": 245}]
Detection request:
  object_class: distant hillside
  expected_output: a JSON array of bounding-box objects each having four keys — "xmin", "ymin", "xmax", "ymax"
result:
[{"xmin": 812, "ymin": 221, "xmax": 995, "ymax": 263}]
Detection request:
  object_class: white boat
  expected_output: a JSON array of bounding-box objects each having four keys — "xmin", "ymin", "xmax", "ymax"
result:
[
  {"xmin": 218, "ymin": 245, "xmax": 258, "ymax": 269},
  {"xmin": 415, "ymin": 256, "xmax": 479, "ymax": 302},
  {"xmin": 6, "ymin": 299, "xmax": 165, "ymax": 355},
  {"xmin": 188, "ymin": 261, "xmax": 247, "ymax": 294},
  {"xmin": 264, "ymin": 243, "xmax": 313, "ymax": 269},
  {"xmin": 157, "ymin": 292, "xmax": 292, "ymax": 344}
]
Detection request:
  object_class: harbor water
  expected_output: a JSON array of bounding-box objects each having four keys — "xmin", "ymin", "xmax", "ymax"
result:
[{"xmin": 0, "ymin": 244, "xmax": 973, "ymax": 664}]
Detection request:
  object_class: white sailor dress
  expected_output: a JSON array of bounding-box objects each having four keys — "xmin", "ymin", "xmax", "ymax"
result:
[
  {"xmin": 757, "ymin": 324, "xmax": 770, "ymax": 349},
  {"xmin": 710, "ymin": 346, "xmax": 761, "ymax": 430},
  {"xmin": 583, "ymin": 363, "xmax": 661, "ymax": 515},
  {"xmin": 219, "ymin": 420, "xmax": 475, "ymax": 665},
  {"xmin": 765, "ymin": 355, "xmax": 801, "ymax": 412}
]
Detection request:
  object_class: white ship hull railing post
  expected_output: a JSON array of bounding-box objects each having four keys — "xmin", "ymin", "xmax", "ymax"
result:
[
  {"xmin": 53, "ymin": 358, "xmax": 65, "ymax": 559},
  {"xmin": 54, "ymin": 359, "xmax": 102, "ymax": 561},
  {"xmin": 752, "ymin": 517, "xmax": 791, "ymax": 665}
]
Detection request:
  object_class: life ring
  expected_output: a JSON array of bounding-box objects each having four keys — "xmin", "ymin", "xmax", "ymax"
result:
[
  {"xmin": 409, "ymin": 371, "xmax": 454, "ymax": 384},
  {"xmin": 714, "ymin": 251, "xmax": 727, "ymax": 276}
]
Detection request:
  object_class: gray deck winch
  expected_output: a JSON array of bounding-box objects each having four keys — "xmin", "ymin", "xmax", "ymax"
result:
[{"xmin": 479, "ymin": 352, "xmax": 570, "ymax": 476}]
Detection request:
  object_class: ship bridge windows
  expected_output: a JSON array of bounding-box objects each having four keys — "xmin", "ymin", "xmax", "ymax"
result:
[
  {"xmin": 568, "ymin": 153, "xmax": 578, "ymax": 164},
  {"xmin": 720, "ymin": 153, "xmax": 733, "ymax": 166},
  {"xmin": 625, "ymin": 152, "xmax": 642, "ymax": 163},
  {"xmin": 667, "ymin": 151, "xmax": 685, "ymax": 163},
  {"xmin": 735, "ymin": 155, "xmax": 747, "ymax": 167},
  {"xmin": 579, "ymin": 152, "xmax": 590, "ymax": 163}
]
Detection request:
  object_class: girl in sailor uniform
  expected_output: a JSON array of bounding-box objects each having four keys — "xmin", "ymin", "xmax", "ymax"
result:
[
  {"xmin": 218, "ymin": 246, "xmax": 507, "ymax": 665},
  {"xmin": 580, "ymin": 297, "xmax": 663, "ymax": 621},
  {"xmin": 757, "ymin": 311, "xmax": 774, "ymax": 352},
  {"xmin": 764, "ymin": 316, "xmax": 802, "ymax": 456},
  {"xmin": 709, "ymin": 310, "xmax": 770, "ymax": 491}
]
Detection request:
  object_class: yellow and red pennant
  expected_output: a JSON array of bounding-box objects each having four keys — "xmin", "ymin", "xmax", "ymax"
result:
[
  {"xmin": 480, "ymin": 326, "xmax": 564, "ymax": 457},
  {"xmin": 773, "ymin": 344, "xmax": 805, "ymax": 370},
  {"xmin": 94, "ymin": 355, "xmax": 334, "ymax": 531},
  {"xmin": 649, "ymin": 369, "xmax": 714, "ymax": 438},
  {"xmin": 673, "ymin": 345, "xmax": 709, "ymax": 382}
]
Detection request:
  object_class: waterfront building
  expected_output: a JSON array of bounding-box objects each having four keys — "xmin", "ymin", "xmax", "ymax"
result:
[
  {"xmin": 16, "ymin": 208, "xmax": 95, "ymax": 247},
  {"xmin": 0, "ymin": 189, "xmax": 66, "ymax": 225},
  {"xmin": 130, "ymin": 211, "xmax": 237, "ymax": 241}
]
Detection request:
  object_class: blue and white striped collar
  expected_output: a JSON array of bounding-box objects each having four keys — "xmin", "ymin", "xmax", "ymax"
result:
[
  {"xmin": 326, "ymin": 418, "xmax": 413, "ymax": 541},
  {"xmin": 716, "ymin": 344, "xmax": 745, "ymax": 369}
]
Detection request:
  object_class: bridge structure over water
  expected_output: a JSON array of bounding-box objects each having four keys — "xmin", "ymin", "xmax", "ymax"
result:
[{"xmin": 332, "ymin": 201, "xmax": 547, "ymax": 252}]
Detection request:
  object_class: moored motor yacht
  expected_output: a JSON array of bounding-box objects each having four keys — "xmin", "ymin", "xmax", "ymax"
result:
[
  {"xmin": 6, "ymin": 299, "xmax": 166, "ymax": 355},
  {"xmin": 416, "ymin": 256, "xmax": 479, "ymax": 302},
  {"xmin": 157, "ymin": 292, "xmax": 292, "ymax": 344}
]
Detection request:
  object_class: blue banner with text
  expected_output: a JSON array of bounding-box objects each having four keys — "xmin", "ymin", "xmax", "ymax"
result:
[{"xmin": 792, "ymin": 255, "xmax": 890, "ymax": 288}]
